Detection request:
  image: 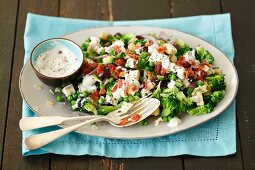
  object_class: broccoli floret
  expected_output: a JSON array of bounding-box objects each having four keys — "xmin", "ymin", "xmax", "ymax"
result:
[
  {"xmin": 160, "ymin": 95, "xmax": 179, "ymax": 117},
  {"xmin": 187, "ymin": 103, "xmax": 214, "ymax": 116},
  {"xmin": 211, "ymin": 90, "xmax": 225, "ymax": 103},
  {"xmin": 176, "ymin": 91, "xmax": 195, "ymax": 112},
  {"xmin": 195, "ymin": 45, "xmax": 214, "ymax": 64},
  {"xmin": 152, "ymin": 82, "xmax": 161, "ymax": 99},
  {"xmin": 98, "ymin": 105, "xmax": 121, "ymax": 115},
  {"xmin": 137, "ymin": 58, "xmax": 149, "ymax": 69},
  {"xmin": 83, "ymin": 102, "xmax": 98, "ymax": 115},
  {"xmin": 175, "ymin": 45, "xmax": 191, "ymax": 58},
  {"xmin": 206, "ymin": 74, "xmax": 226, "ymax": 91}
]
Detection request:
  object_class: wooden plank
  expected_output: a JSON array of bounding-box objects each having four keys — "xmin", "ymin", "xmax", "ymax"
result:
[
  {"xmin": 112, "ymin": 0, "xmax": 171, "ymax": 20},
  {"xmin": 171, "ymin": 0, "xmax": 221, "ymax": 17},
  {"xmin": 110, "ymin": 157, "xmax": 183, "ymax": 170},
  {"xmin": 1, "ymin": 0, "xmax": 59, "ymax": 170},
  {"xmin": 110, "ymin": 0, "xmax": 183, "ymax": 169},
  {"xmin": 50, "ymin": 1, "xmax": 111, "ymax": 170},
  {"xmin": 171, "ymin": 0, "xmax": 243, "ymax": 169},
  {"xmin": 221, "ymin": 0, "xmax": 255, "ymax": 169},
  {"xmin": 0, "ymin": 0, "xmax": 18, "ymax": 168}
]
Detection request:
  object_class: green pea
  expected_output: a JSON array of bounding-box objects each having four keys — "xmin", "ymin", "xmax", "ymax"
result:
[
  {"xmin": 175, "ymin": 82, "xmax": 183, "ymax": 88},
  {"xmin": 168, "ymin": 73, "xmax": 177, "ymax": 81},
  {"xmin": 134, "ymin": 96, "xmax": 140, "ymax": 101},
  {"xmin": 99, "ymin": 49, "xmax": 105, "ymax": 55},
  {"xmin": 157, "ymin": 76, "xmax": 164, "ymax": 81},
  {"xmin": 128, "ymin": 96, "xmax": 135, "ymax": 102},
  {"xmin": 67, "ymin": 95, "xmax": 73, "ymax": 102},
  {"xmin": 162, "ymin": 116, "xmax": 168, "ymax": 122},
  {"xmin": 108, "ymin": 77, "xmax": 114, "ymax": 83},
  {"xmin": 197, "ymin": 80, "xmax": 204, "ymax": 86},
  {"xmin": 72, "ymin": 93, "xmax": 78, "ymax": 100},
  {"xmin": 71, "ymin": 100, "xmax": 76, "ymax": 106},
  {"xmin": 118, "ymin": 96, "xmax": 123, "ymax": 102},
  {"xmin": 109, "ymin": 49, "xmax": 115, "ymax": 56},
  {"xmin": 124, "ymin": 97, "xmax": 129, "ymax": 102},
  {"xmin": 145, "ymin": 66, "xmax": 150, "ymax": 71},
  {"xmin": 143, "ymin": 121, "xmax": 149, "ymax": 126},
  {"xmin": 149, "ymin": 61, "xmax": 155, "ymax": 67},
  {"xmin": 98, "ymin": 97, "xmax": 105, "ymax": 104},
  {"xmin": 135, "ymin": 91, "xmax": 141, "ymax": 97},
  {"xmin": 138, "ymin": 120, "xmax": 145, "ymax": 125},
  {"xmin": 82, "ymin": 91, "xmax": 89, "ymax": 97},
  {"xmin": 116, "ymin": 53, "xmax": 122, "ymax": 58},
  {"xmin": 100, "ymin": 84, "xmax": 105, "ymax": 89},
  {"xmin": 187, "ymin": 87, "xmax": 194, "ymax": 95},
  {"xmin": 106, "ymin": 91, "xmax": 112, "ymax": 96},
  {"xmin": 56, "ymin": 95, "xmax": 64, "ymax": 102}
]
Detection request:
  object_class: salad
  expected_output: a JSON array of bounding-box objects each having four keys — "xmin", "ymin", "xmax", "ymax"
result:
[{"xmin": 53, "ymin": 32, "xmax": 226, "ymax": 126}]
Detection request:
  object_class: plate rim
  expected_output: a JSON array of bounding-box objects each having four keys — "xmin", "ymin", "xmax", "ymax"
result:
[{"xmin": 19, "ymin": 26, "xmax": 239, "ymax": 139}]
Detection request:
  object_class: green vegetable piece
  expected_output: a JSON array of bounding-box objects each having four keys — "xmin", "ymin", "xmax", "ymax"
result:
[
  {"xmin": 152, "ymin": 82, "xmax": 161, "ymax": 99},
  {"xmin": 109, "ymin": 49, "xmax": 116, "ymax": 56},
  {"xmin": 98, "ymin": 105, "xmax": 121, "ymax": 115},
  {"xmin": 138, "ymin": 58, "xmax": 149, "ymax": 69},
  {"xmin": 195, "ymin": 45, "xmax": 206, "ymax": 61},
  {"xmin": 168, "ymin": 73, "xmax": 177, "ymax": 81},
  {"xmin": 211, "ymin": 90, "xmax": 225, "ymax": 103},
  {"xmin": 128, "ymin": 96, "xmax": 135, "ymax": 102},
  {"xmin": 134, "ymin": 96, "xmax": 140, "ymax": 101},
  {"xmin": 82, "ymin": 91, "xmax": 89, "ymax": 97},
  {"xmin": 206, "ymin": 74, "xmax": 226, "ymax": 91},
  {"xmin": 72, "ymin": 93, "xmax": 78, "ymax": 100},
  {"xmin": 102, "ymin": 56, "xmax": 114, "ymax": 64},
  {"xmin": 138, "ymin": 120, "xmax": 145, "ymax": 125},
  {"xmin": 143, "ymin": 121, "xmax": 149, "ymax": 126},
  {"xmin": 162, "ymin": 116, "xmax": 169, "ymax": 122},
  {"xmin": 83, "ymin": 102, "xmax": 98, "ymax": 114},
  {"xmin": 188, "ymin": 103, "xmax": 214, "ymax": 116},
  {"xmin": 71, "ymin": 100, "xmax": 76, "ymax": 106},
  {"xmin": 140, "ymin": 52, "xmax": 149, "ymax": 59},
  {"xmin": 124, "ymin": 97, "xmax": 129, "ymax": 102},
  {"xmin": 197, "ymin": 80, "xmax": 204, "ymax": 86},
  {"xmin": 67, "ymin": 95, "xmax": 73, "ymax": 102},
  {"xmin": 186, "ymin": 87, "xmax": 194, "ymax": 95},
  {"xmin": 108, "ymin": 77, "xmax": 114, "ymax": 83},
  {"xmin": 135, "ymin": 91, "xmax": 141, "ymax": 97},
  {"xmin": 85, "ymin": 38, "xmax": 91, "ymax": 43},
  {"xmin": 160, "ymin": 95, "xmax": 178, "ymax": 117},
  {"xmin": 145, "ymin": 66, "xmax": 150, "ymax": 71},
  {"xmin": 56, "ymin": 95, "xmax": 64, "ymax": 102},
  {"xmin": 149, "ymin": 61, "xmax": 155, "ymax": 67},
  {"xmin": 157, "ymin": 76, "xmax": 164, "ymax": 81},
  {"xmin": 205, "ymin": 53, "xmax": 214, "ymax": 64},
  {"xmin": 81, "ymin": 43, "xmax": 89, "ymax": 51},
  {"xmin": 175, "ymin": 81, "xmax": 183, "ymax": 88},
  {"xmin": 99, "ymin": 49, "xmax": 105, "ymax": 55},
  {"xmin": 98, "ymin": 96, "xmax": 105, "ymax": 104}
]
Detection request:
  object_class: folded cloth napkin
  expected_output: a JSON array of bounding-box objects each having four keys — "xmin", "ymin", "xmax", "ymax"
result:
[{"xmin": 23, "ymin": 13, "xmax": 236, "ymax": 157}]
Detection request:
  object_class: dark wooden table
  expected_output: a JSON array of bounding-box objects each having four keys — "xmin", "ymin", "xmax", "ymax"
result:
[{"xmin": 0, "ymin": 0, "xmax": 254, "ymax": 169}]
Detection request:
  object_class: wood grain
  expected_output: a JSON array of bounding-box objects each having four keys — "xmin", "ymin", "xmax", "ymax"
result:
[
  {"xmin": 50, "ymin": 1, "xmax": 111, "ymax": 170},
  {"xmin": 0, "ymin": 0, "xmax": 18, "ymax": 168},
  {"xmin": 112, "ymin": 0, "xmax": 171, "ymax": 20},
  {"xmin": 171, "ymin": 0, "xmax": 243, "ymax": 169},
  {"xmin": 221, "ymin": 0, "xmax": 255, "ymax": 169},
  {"xmin": 1, "ymin": 0, "xmax": 59, "ymax": 169}
]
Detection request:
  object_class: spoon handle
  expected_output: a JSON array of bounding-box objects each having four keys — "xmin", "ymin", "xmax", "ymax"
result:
[
  {"xmin": 19, "ymin": 115, "xmax": 100, "ymax": 131},
  {"xmin": 24, "ymin": 117, "xmax": 103, "ymax": 150}
]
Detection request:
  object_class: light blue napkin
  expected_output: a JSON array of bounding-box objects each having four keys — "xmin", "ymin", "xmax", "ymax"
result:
[{"xmin": 23, "ymin": 13, "xmax": 236, "ymax": 157}]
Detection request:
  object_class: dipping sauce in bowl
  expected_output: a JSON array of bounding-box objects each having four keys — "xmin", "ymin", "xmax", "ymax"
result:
[{"xmin": 30, "ymin": 38, "xmax": 83, "ymax": 87}]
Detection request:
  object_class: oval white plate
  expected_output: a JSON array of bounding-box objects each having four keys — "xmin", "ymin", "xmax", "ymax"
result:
[{"xmin": 19, "ymin": 26, "xmax": 238, "ymax": 139}]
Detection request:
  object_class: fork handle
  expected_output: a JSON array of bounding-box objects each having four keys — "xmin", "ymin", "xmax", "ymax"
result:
[
  {"xmin": 24, "ymin": 117, "xmax": 103, "ymax": 150},
  {"xmin": 19, "ymin": 115, "xmax": 101, "ymax": 131}
]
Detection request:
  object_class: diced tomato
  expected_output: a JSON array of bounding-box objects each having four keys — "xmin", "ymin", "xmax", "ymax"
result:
[
  {"xmin": 108, "ymin": 64, "xmax": 117, "ymax": 74},
  {"xmin": 154, "ymin": 62, "xmax": 162, "ymax": 75},
  {"xmin": 145, "ymin": 40, "xmax": 153, "ymax": 47},
  {"xmin": 157, "ymin": 46, "xmax": 166, "ymax": 54},
  {"xmin": 113, "ymin": 45, "xmax": 122, "ymax": 53},
  {"xmin": 114, "ymin": 58, "xmax": 125, "ymax": 66},
  {"xmin": 82, "ymin": 62, "xmax": 93, "ymax": 74},
  {"xmin": 131, "ymin": 113, "xmax": 140, "ymax": 122},
  {"xmin": 130, "ymin": 54, "xmax": 139, "ymax": 60},
  {"xmin": 113, "ymin": 69, "xmax": 122, "ymax": 79},
  {"xmin": 132, "ymin": 85, "xmax": 137, "ymax": 91},
  {"xmin": 118, "ymin": 79, "xmax": 123, "ymax": 88},
  {"xmin": 96, "ymin": 64, "xmax": 104, "ymax": 75},
  {"xmin": 90, "ymin": 91, "xmax": 99, "ymax": 101},
  {"xmin": 99, "ymin": 88, "xmax": 106, "ymax": 95},
  {"xmin": 196, "ymin": 70, "xmax": 206, "ymax": 80},
  {"xmin": 93, "ymin": 62, "xmax": 99, "ymax": 68},
  {"xmin": 112, "ymin": 84, "xmax": 118, "ymax": 93},
  {"xmin": 119, "ymin": 117, "xmax": 129, "ymax": 126},
  {"xmin": 160, "ymin": 68, "xmax": 167, "ymax": 76}
]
